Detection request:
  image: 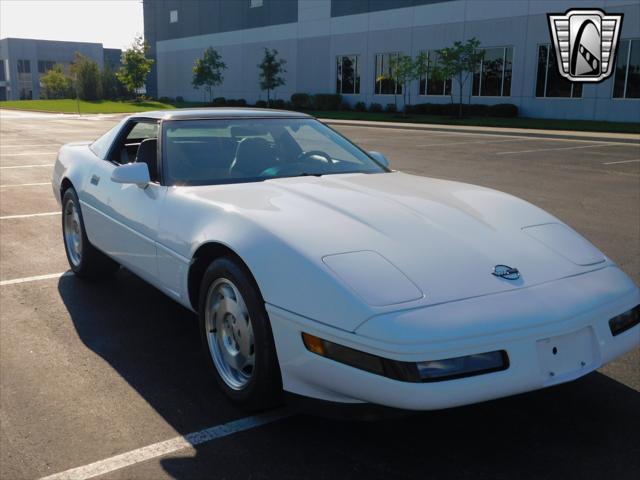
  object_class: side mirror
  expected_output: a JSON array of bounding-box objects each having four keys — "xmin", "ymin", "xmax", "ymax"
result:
[
  {"xmin": 111, "ymin": 163, "xmax": 150, "ymax": 187},
  {"xmin": 368, "ymin": 151, "xmax": 389, "ymax": 168}
]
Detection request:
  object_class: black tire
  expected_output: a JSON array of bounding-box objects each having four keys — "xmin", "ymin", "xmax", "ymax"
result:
[
  {"xmin": 61, "ymin": 187, "xmax": 119, "ymax": 278},
  {"xmin": 198, "ymin": 257, "xmax": 282, "ymax": 411}
]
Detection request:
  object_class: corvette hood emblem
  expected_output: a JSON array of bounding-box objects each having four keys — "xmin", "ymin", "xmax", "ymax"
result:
[{"xmin": 492, "ymin": 265, "xmax": 520, "ymax": 280}]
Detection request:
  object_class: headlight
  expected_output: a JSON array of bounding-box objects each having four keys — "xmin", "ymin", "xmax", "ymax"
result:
[
  {"xmin": 609, "ymin": 305, "xmax": 640, "ymax": 336},
  {"xmin": 302, "ymin": 333, "xmax": 509, "ymax": 382}
]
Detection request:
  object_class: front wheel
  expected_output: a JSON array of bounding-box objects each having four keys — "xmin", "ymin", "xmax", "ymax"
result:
[
  {"xmin": 199, "ymin": 257, "xmax": 282, "ymax": 411},
  {"xmin": 62, "ymin": 187, "xmax": 119, "ymax": 278}
]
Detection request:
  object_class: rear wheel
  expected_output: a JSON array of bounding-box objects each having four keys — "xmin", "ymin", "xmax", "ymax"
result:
[
  {"xmin": 199, "ymin": 257, "xmax": 282, "ymax": 411},
  {"xmin": 62, "ymin": 187, "xmax": 119, "ymax": 278}
]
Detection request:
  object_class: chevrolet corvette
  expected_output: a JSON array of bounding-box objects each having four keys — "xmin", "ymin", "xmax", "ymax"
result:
[{"xmin": 52, "ymin": 109, "xmax": 640, "ymax": 411}]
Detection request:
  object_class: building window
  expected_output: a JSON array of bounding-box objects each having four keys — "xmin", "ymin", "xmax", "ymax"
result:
[
  {"xmin": 17, "ymin": 59, "xmax": 32, "ymax": 100},
  {"xmin": 38, "ymin": 60, "xmax": 55, "ymax": 74},
  {"xmin": 374, "ymin": 53, "xmax": 402, "ymax": 95},
  {"xmin": 336, "ymin": 55, "xmax": 360, "ymax": 94},
  {"xmin": 613, "ymin": 39, "xmax": 639, "ymax": 99},
  {"xmin": 250, "ymin": 0, "xmax": 263, "ymax": 8},
  {"xmin": 418, "ymin": 50, "xmax": 452, "ymax": 96},
  {"xmin": 472, "ymin": 46, "xmax": 513, "ymax": 97},
  {"xmin": 169, "ymin": 9, "xmax": 178, "ymax": 23},
  {"xmin": 0, "ymin": 60, "xmax": 6, "ymax": 82},
  {"xmin": 535, "ymin": 44, "xmax": 582, "ymax": 98}
]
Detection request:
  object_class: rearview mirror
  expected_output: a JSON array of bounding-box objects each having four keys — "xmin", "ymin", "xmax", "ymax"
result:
[
  {"xmin": 368, "ymin": 151, "xmax": 389, "ymax": 168},
  {"xmin": 111, "ymin": 163, "xmax": 150, "ymax": 187}
]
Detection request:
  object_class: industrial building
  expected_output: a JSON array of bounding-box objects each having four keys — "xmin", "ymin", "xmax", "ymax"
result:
[
  {"xmin": 142, "ymin": 0, "xmax": 639, "ymax": 122},
  {"xmin": 0, "ymin": 38, "xmax": 121, "ymax": 101}
]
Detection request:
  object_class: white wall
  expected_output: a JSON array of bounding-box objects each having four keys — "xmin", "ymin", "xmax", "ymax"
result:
[{"xmin": 154, "ymin": 0, "xmax": 640, "ymax": 121}]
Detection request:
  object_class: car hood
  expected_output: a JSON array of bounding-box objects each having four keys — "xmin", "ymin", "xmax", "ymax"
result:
[{"xmin": 183, "ymin": 172, "xmax": 608, "ymax": 329}]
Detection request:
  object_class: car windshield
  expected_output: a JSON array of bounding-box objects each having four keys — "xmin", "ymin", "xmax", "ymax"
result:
[{"xmin": 162, "ymin": 118, "xmax": 387, "ymax": 186}]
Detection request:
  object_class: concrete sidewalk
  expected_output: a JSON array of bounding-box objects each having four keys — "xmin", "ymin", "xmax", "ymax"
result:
[{"xmin": 320, "ymin": 118, "xmax": 640, "ymax": 144}]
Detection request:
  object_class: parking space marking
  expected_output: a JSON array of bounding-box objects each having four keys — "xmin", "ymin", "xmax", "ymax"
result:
[
  {"xmin": 0, "ymin": 211, "xmax": 58, "ymax": 220},
  {"xmin": 496, "ymin": 144, "xmax": 616, "ymax": 155},
  {"xmin": 1, "ymin": 144, "xmax": 61, "ymax": 148},
  {"xmin": 0, "ymin": 272, "xmax": 70, "ymax": 287},
  {"xmin": 603, "ymin": 159, "xmax": 640, "ymax": 165},
  {"xmin": 0, "ymin": 152, "xmax": 57, "ymax": 156},
  {"xmin": 416, "ymin": 138, "xmax": 521, "ymax": 147},
  {"xmin": 0, "ymin": 182, "xmax": 50, "ymax": 188},
  {"xmin": 0, "ymin": 164, "xmax": 54, "ymax": 169},
  {"xmin": 38, "ymin": 410, "xmax": 292, "ymax": 480}
]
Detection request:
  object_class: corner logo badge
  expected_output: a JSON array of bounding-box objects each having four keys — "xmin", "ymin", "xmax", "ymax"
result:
[{"xmin": 547, "ymin": 9, "xmax": 623, "ymax": 83}]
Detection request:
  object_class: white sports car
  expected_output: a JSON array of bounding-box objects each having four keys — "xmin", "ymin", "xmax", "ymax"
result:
[{"xmin": 52, "ymin": 109, "xmax": 639, "ymax": 411}]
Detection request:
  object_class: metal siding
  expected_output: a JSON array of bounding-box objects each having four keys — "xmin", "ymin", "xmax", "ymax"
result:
[
  {"xmin": 331, "ymin": 0, "xmax": 456, "ymax": 17},
  {"xmin": 144, "ymin": 0, "xmax": 299, "ymax": 42}
]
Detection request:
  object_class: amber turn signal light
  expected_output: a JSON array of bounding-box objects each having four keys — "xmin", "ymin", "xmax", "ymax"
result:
[{"xmin": 302, "ymin": 333, "xmax": 326, "ymax": 356}]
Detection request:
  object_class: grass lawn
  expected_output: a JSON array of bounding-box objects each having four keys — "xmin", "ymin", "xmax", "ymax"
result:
[
  {"xmin": 310, "ymin": 110, "xmax": 640, "ymax": 134},
  {"xmin": 0, "ymin": 99, "xmax": 204, "ymax": 114},
  {"xmin": 1, "ymin": 99, "xmax": 638, "ymax": 134}
]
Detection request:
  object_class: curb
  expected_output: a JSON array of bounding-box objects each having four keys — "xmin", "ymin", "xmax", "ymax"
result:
[{"xmin": 319, "ymin": 118, "xmax": 640, "ymax": 144}]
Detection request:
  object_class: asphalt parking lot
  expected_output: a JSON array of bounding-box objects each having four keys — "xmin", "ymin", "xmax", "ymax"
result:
[{"xmin": 1, "ymin": 109, "xmax": 639, "ymax": 480}]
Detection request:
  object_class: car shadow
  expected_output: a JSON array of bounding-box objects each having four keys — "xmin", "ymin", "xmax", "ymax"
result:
[{"xmin": 58, "ymin": 270, "xmax": 640, "ymax": 480}]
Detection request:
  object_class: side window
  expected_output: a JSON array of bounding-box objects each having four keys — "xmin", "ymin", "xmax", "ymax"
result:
[
  {"xmin": 110, "ymin": 120, "xmax": 159, "ymax": 164},
  {"xmin": 126, "ymin": 122, "xmax": 158, "ymax": 142},
  {"xmin": 90, "ymin": 120, "xmax": 126, "ymax": 159}
]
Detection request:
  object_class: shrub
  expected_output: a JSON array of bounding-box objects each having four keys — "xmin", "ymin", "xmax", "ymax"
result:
[
  {"xmin": 404, "ymin": 104, "xmax": 416, "ymax": 114},
  {"xmin": 255, "ymin": 100, "xmax": 268, "ymax": 108},
  {"xmin": 489, "ymin": 103, "xmax": 518, "ymax": 117},
  {"xmin": 270, "ymin": 99, "xmax": 286, "ymax": 109},
  {"xmin": 313, "ymin": 93, "xmax": 342, "ymax": 111},
  {"xmin": 158, "ymin": 96, "xmax": 174, "ymax": 103},
  {"xmin": 467, "ymin": 104, "xmax": 489, "ymax": 117},
  {"xmin": 340, "ymin": 102, "xmax": 351, "ymax": 111},
  {"xmin": 284, "ymin": 101, "xmax": 294, "ymax": 110},
  {"xmin": 385, "ymin": 103, "xmax": 397, "ymax": 113},
  {"xmin": 412, "ymin": 103, "xmax": 443, "ymax": 115},
  {"xmin": 212, "ymin": 97, "xmax": 226, "ymax": 106},
  {"xmin": 369, "ymin": 102, "xmax": 383, "ymax": 113},
  {"xmin": 236, "ymin": 98, "xmax": 247, "ymax": 106},
  {"xmin": 291, "ymin": 93, "xmax": 312, "ymax": 110},
  {"xmin": 354, "ymin": 101, "xmax": 366, "ymax": 112},
  {"xmin": 176, "ymin": 96, "xmax": 184, "ymax": 102}
]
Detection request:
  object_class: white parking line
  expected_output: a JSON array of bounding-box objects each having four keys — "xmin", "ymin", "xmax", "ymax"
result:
[
  {"xmin": 38, "ymin": 410, "xmax": 291, "ymax": 480},
  {"xmin": 496, "ymin": 144, "xmax": 615, "ymax": 155},
  {"xmin": 603, "ymin": 159, "xmax": 640, "ymax": 165},
  {"xmin": 0, "ymin": 182, "xmax": 50, "ymax": 188},
  {"xmin": 0, "ymin": 152, "xmax": 56, "ymax": 156},
  {"xmin": 0, "ymin": 272, "xmax": 70, "ymax": 287},
  {"xmin": 0, "ymin": 212, "xmax": 59, "ymax": 220},
  {"xmin": 1, "ymin": 144, "xmax": 61, "ymax": 148},
  {"xmin": 416, "ymin": 139, "xmax": 520, "ymax": 147},
  {"xmin": 0, "ymin": 164, "xmax": 54, "ymax": 169}
]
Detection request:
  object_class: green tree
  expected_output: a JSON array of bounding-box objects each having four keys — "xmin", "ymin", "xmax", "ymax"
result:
[
  {"xmin": 101, "ymin": 65, "xmax": 124, "ymax": 100},
  {"xmin": 258, "ymin": 48, "xmax": 286, "ymax": 105},
  {"xmin": 117, "ymin": 35, "xmax": 154, "ymax": 99},
  {"xmin": 192, "ymin": 47, "xmax": 227, "ymax": 102},
  {"xmin": 388, "ymin": 54, "xmax": 415, "ymax": 111},
  {"xmin": 432, "ymin": 38, "xmax": 485, "ymax": 117},
  {"xmin": 40, "ymin": 64, "xmax": 71, "ymax": 99},
  {"xmin": 70, "ymin": 53, "xmax": 102, "ymax": 100}
]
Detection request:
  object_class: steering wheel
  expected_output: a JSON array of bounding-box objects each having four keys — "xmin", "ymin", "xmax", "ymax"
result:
[{"xmin": 296, "ymin": 150, "xmax": 333, "ymax": 164}]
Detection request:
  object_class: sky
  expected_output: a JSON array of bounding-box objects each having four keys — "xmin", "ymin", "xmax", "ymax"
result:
[{"xmin": 0, "ymin": 0, "xmax": 144, "ymax": 49}]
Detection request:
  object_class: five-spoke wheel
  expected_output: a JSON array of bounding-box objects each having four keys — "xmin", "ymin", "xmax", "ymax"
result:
[{"xmin": 199, "ymin": 257, "xmax": 282, "ymax": 410}]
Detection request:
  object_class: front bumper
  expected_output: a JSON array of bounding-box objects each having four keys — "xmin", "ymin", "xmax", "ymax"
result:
[{"xmin": 267, "ymin": 266, "xmax": 640, "ymax": 411}]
